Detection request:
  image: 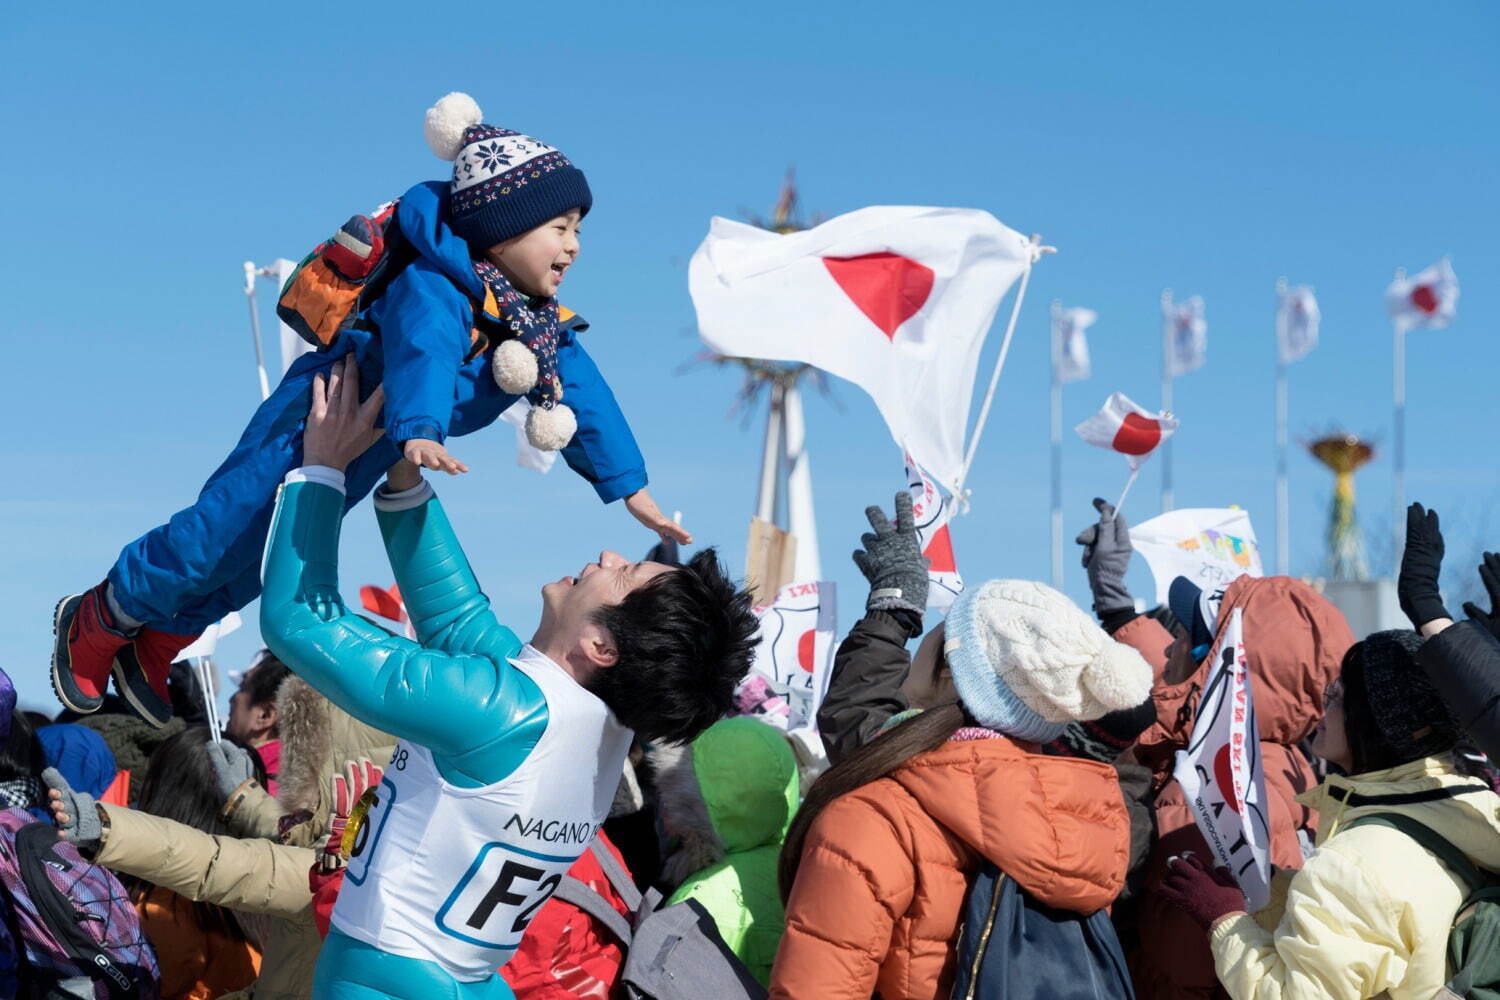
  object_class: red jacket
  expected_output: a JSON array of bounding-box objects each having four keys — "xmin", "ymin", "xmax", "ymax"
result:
[{"xmin": 310, "ymin": 831, "xmax": 633, "ymax": 999}]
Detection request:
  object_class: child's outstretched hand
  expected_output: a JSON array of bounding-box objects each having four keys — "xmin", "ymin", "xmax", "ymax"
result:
[
  {"xmin": 404, "ymin": 439, "xmax": 469, "ymax": 476},
  {"xmin": 626, "ymin": 489, "xmax": 693, "ymax": 545}
]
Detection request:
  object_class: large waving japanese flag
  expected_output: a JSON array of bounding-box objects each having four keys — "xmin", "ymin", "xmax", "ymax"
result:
[
  {"xmin": 1387, "ymin": 257, "xmax": 1459, "ymax": 331},
  {"xmin": 1076, "ymin": 392, "xmax": 1179, "ymax": 470},
  {"xmin": 691, "ymin": 207, "xmax": 1034, "ymax": 493}
]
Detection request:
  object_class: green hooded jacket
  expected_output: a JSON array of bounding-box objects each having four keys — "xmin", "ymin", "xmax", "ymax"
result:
[{"xmin": 655, "ymin": 717, "xmax": 801, "ymax": 986}]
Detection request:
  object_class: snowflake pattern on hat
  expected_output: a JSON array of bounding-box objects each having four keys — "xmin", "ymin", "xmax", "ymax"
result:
[{"xmin": 451, "ymin": 124, "xmax": 571, "ymax": 214}]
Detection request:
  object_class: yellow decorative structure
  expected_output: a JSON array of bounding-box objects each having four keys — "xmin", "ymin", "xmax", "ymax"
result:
[{"xmin": 1309, "ymin": 434, "xmax": 1374, "ymax": 581}]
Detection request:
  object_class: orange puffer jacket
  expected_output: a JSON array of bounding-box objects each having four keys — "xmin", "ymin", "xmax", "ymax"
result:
[
  {"xmin": 1117, "ymin": 574, "xmax": 1353, "ymax": 1000},
  {"xmin": 770, "ymin": 734, "xmax": 1130, "ymax": 1000}
]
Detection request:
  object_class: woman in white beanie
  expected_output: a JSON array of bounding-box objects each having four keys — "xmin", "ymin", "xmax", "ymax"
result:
[{"xmin": 770, "ymin": 565, "xmax": 1153, "ymax": 1000}]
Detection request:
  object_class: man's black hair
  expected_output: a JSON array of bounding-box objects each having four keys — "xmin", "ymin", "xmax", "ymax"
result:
[
  {"xmin": 241, "ymin": 651, "xmax": 292, "ymax": 707},
  {"xmin": 588, "ymin": 547, "xmax": 758, "ymax": 745}
]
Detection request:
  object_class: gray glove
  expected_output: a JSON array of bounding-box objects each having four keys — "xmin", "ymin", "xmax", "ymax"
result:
[
  {"xmin": 43, "ymin": 768, "xmax": 102, "ymax": 852},
  {"xmin": 1075, "ymin": 498, "xmax": 1135, "ymax": 614},
  {"xmin": 853, "ymin": 492, "xmax": 929, "ymax": 615},
  {"xmin": 205, "ymin": 739, "xmax": 257, "ymax": 801}
]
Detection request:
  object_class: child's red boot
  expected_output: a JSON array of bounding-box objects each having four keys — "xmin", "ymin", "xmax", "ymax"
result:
[
  {"xmin": 113, "ymin": 627, "xmax": 199, "ymax": 729},
  {"xmin": 51, "ymin": 582, "xmax": 135, "ymax": 715}
]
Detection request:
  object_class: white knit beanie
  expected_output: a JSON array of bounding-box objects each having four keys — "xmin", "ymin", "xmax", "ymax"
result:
[{"xmin": 944, "ymin": 579, "xmax": 1153, "ymax": 741}]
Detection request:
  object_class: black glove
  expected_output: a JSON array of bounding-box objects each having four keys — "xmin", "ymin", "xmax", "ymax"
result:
[
  {"xmin": 853, "ymin": 492, "xmax": 928, "ymax": 615},
  {"xmin": 1462, "ymin": 552, "xmax": 1500, "ymax": 640},
  {"xmin": 1076, "ymin": 498, "xmax": 1134, "ymax": 614},
  {"xmin": 1398, "ymin": 503, "xmax": 1450, "ymax": 629}
]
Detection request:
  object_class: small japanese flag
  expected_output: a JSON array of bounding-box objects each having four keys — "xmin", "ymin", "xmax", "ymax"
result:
[
  {"xmin": 1076, "ymin": 392, "xmax": 1179, "ymax": 470},
  {"xmin": 1276, "ymin": 285, "xmax": 1320, "ymax": 365},
  {"xmin": 904, "ymin": 454, "xmax": 964, "ymax": 611},
  {"xmin": 1054, "ymin": 304, "xmax": 1096, "ymax": 384},
  {"xmin": 1164, "ymin": 294, "xmax": 1208, "ymax": 377},
  {"xmin": 360, "ymin": 583, "xmax": 416, "ymax": 639},
  {"xmin": 1387, "ymin": 257, "xmax": 1459, "ymax": 332}
]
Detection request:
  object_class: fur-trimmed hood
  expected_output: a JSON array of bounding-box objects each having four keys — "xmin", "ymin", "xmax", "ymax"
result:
[
  {"xmin": 273, "ymin": 675, "xmax": 395, "ymax": 844},
  {"xmin": 650, "ymin": 718, "xmax": 800, "ymax": 889}
]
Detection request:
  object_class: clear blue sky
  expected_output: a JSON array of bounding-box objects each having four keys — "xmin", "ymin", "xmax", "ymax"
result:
[{"xmin": 2, "ymin": 2, "xmax": 1496, "ymax": 710}]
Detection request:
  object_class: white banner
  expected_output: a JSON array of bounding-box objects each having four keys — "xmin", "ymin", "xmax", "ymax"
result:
[
  {"xmin": 690, "ymin": 206, "xmax": 1033, "ymax": 494},
  {"xmin": 1054, "ymin": 304, "xmax": 1095, "ymax": 384},
  {"xmin": 1164, "ymin": 293, "xmax": 1208, "ymax": 376},
  {"xmin": 177, "ymin": 611, "xmax": 243, "ymax": 660},
  {"xmin": 1172, "ymin": 609, "xmax": 1272, "ymax": 912},
  {"xmin": 1276, "ymin": 284, "xmax": 1319, "ymax": 365},
  {"xmin": 734, "ymin": 581, "xmax": 837, "ymax": 732},
  {"xmin": 1129, "ymin": 507, "xmax": 1262, "ymax": 606},
  {"xmin": 904, "ymin": 455, "xmax": 963, "ymax": 611}
]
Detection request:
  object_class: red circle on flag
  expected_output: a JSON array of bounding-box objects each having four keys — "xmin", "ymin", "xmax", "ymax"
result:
[
  {"xmin": 797, "ymin": 629, "xmax": 817, "ymax": 672},
  {"xmin": 1410, "ymin": 284, "xmax": 1439, "ymax": 315},
  {"xmin": 1111, "ymin": 412, "xmax": 1163, "ymax": 456},
  {"xmin": 1213, "ymin": 744, "xmax": 1242, "ymax": 814}
]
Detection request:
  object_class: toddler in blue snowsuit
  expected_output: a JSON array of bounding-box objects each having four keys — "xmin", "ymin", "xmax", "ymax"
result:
[{"xmin": 52, "ymin": 93, "xmax": 689, "ymax": 728}]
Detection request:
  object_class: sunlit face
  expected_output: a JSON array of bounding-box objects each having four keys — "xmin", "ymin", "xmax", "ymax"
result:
[
  {"xmin": 538, "ymin": 550, "xmax": 673, "ymax": 644},
  {"xmin": 226, "ymin": 664, "xmax": 277, "ymax": 746},
  {"xmin": 484, "ymin": 209, "xmax": 582, "ymax": 298},
  {"xmin": 902, "ymin": 622, "xmax": 956, "ymax": 710},
  {"xmin": 1310, "ymin": 677, "xmax": 1354, "ymax": 772}
]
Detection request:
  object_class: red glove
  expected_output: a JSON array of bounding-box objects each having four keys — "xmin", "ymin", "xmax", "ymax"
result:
[{"xmin": 1158, "ymin": 852, "xmax": 1247, "ymax": 931}]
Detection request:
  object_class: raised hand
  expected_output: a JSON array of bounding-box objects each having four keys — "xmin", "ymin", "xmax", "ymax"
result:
[
  {"xmin": 402, "ymin": 438, "xmax": 468, "ymax": 476},
  {"xmin": 1076, "ymin": 498, "xmax": 1134, "ymax": 614},
  {"xmin": 852, "ymin": 491, "xmax": 928, "ymax": 615},
  {"xmin": 1398, "ymin": 503, "xmax": 1450, "ymax": 630},
  {"xmin": 303, "ymin": 355, "xmax": 388, "ymax": 473},
  {"xmin": 625, "ymin": 489, "xmax": 693, "ymax": 545},
  {"xmin": 1461, "ymin": 552, "xmax": 1500, "ymax": 640}
]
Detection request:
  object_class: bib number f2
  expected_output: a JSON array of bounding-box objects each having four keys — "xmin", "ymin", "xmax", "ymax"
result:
[{"xmin": 435, "ymin": 843, "xmax": 573, "ymax": 950}]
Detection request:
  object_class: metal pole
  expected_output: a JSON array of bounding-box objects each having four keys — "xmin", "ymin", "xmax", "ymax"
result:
[
  {"xmin": 1161, "ymin": 289, "xmax": 1174, "ymax": 512},
  {"xmin": 243, "ymin": 262, "xmax": 271, "ymax": 401},
  {"xmin": 1050, "ymin": 302, "xmax": 1063, "ymax": 590},
  {"xmin": 1393, "ymin": 316, "xmax": 1407, "ymax": 575},
  {"xmin": 1275, "ymin": 278, "xmax": 1290, "ymax": 577},
  {"xmin": 755, "ymin": 381, "xmax": 785, "ymax": 525},
  {"xmin": 782, "ymin": 383, "xmax": 820, "ymax": 581}
]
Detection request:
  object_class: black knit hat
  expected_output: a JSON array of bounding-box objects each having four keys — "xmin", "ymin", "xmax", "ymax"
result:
[
  {"xmin": 1358, "ymin": 629, "xmax": 1461, "ymax": 761},
  {"xmin": 1048, "ymin": 695, "xmax": 1158, "ymax": 763}
]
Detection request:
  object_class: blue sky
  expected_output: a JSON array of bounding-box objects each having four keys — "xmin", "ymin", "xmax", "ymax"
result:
[{"xmin": 2, "ymin": 2, "xmax": 1496, "ymax": 710}]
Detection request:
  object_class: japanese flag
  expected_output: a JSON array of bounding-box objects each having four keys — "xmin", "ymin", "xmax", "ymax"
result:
[
  {"xmin": 1172, "ymin": 608, "xmax": 1272, "ymax": 911},
  {"xmin": 1054, "ymin": 304, "xmax": 1096, "ymax": 384},
  {"xmin": 1387, "ymin": 257, "xmax": 1459, "ymax": 331},
  {"xmin": 1276, "ymin": 285, "xmax": 1320, "ymax": 365},
  {"xmin": 360, "ymin": 583, "xmax": 416, "ymax": 639},
  {"xmin": 1076, "ymin": 393, "xmax": 1179, "ymax": 470},
  {"xmin": 905, "ymin": 455, "xmax": 964, "ymax": 611},
  {"xmin": 690, "ymin": 206, "xmax": 1035, "ymax": 494},
  {"xmin": 1164, "ymin": 294, "xmax": 1207, "ymax": 377},
  {"xmin": 736, "ymin": 582, "xmax": 837, "ymax": 732},
  {"xmin": 177, "ymin": 612, "xmax": 243, "ymax": 660}
]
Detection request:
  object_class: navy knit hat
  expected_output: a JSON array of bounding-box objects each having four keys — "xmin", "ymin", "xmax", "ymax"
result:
[
  {"xmin": 1167, "ymin": 576, "xmax": 1215, "ymax": 650},
  {"xmin": 423, "ymin": 93, "xmax": 593, "ymax": 250}
]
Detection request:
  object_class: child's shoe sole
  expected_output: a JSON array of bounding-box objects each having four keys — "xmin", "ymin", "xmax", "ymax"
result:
[
  {"xmin": 111, "ymin": 645, "xmax": 173, "ymax": 730},
  {"xmin": 51, "ymin": 595, "xmax": 107, "ymax": 715}
]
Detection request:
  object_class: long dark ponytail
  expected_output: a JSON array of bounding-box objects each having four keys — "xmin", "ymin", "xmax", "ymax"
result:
[{"xmin": 778, "ymin": 701, "xmax": 967, "ymax": 902}]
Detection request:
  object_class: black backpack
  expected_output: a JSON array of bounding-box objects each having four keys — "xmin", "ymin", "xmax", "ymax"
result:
[
  {"xmin": 552, "ymin": 840, "xmax": 767, "ymax": 1000},
  {"xmin": 950, "ymin": 861, "xmax": 1134, "ymax": 1000}
]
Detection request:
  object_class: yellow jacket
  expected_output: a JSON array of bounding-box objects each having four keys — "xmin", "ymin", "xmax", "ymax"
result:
[{"xmin": 1209, "ymin": 757, "xmax": 1500, "ymax": 1000}]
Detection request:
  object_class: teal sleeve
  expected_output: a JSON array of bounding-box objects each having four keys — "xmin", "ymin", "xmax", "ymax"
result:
[
  {"xmin": 260, "ymin": 480, "xmax": 545, "ymax": 784},
  {"xmin": 374, "ymin": 487, "xmax": 518, "ymax": 664}
]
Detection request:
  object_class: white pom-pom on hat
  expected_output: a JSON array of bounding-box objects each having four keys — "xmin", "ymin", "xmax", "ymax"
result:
[
  {"xmin": 526, "ymin": 403, "xmax": 577, "ymax": 451},
  {"xmin": 424, "ymin": 92, "xmax": 484, "ymax": 161},
  {"xmin": 491, "ymin": 339, "xmax": 539, "ymax": 394}
]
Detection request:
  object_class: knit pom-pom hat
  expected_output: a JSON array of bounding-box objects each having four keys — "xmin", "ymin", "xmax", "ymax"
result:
[
  {"xmin": 424, "ymin": 92, "xmax": 593, "ymax": 250},
  {"xmin": 944, "ymin": 579, "xmax": 1153, "ymax": 742}
]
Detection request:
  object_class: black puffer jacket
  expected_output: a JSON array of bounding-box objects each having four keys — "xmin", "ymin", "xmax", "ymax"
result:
[
  {"xmin": 815, "ymin": 610, "xmax": 921, "ymax": 766},
  {"xmin": 1420, "ymin": 620, "xmax": 1500, "ymax": 763}
]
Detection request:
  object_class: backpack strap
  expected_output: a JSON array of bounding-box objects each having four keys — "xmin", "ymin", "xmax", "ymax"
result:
[
  {"xmin": 554, "ymin": 875, "xmax": 635, "ymax": 947},
  {"xmin": 1346, "ymin": 812, "xmax": 1488, "ymax": 895},
  {"xmin": 587, "ymin": 839, "xmax": 644, "ymax": 912}
]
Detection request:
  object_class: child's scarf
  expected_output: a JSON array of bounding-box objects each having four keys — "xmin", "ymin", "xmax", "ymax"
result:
[{"xmin": 471, "ymin": 259, "xmax": 563, "ymax": 411}]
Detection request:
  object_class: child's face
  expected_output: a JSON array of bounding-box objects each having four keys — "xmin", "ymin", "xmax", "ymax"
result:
[{"xmin": 483, "ymin": 209, "xmax": 582, "ymax": 298}]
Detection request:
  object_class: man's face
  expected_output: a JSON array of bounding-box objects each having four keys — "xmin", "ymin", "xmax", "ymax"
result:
[
  {"xmin": 484, "ymin": 210, "xmax": 582, "ymax": 298},
  {"xmin": 226, "ymin": 667, "xmax": 276, "ymax": 744},
  {"xmin": 539, "ymin": 550, "xmax": 674, "ymax": 644}
]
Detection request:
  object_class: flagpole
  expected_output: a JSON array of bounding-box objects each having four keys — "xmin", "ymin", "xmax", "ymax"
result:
[
  {"xmin": 1274, "ymin": 278, "xmax": 1290, "ymax": 577},
  {"xmin": 756, "ymin": 381, "xmax": 786, "ymax": 525},
  {"xmin": 1392, "ymin": 273, "xmax": 1407, "ymax": 573},
  {"xmin": 243, "ymin": 262, "xmax": 271, "ymax": 401},
  {"xmin": 1160, "ymin": 289, "xmax": 1174, "ymax": 512},
  {"xmin": 1050, "ymin": 301, "xmax": 1063, "ymax": 590},
  {"xmin": 1115, "ymin": 466, "xmax": 1142, "ymax": 518},
  {"xmin": 957, "ymin": 236, "xmax": 1052, "ymax": 501}
]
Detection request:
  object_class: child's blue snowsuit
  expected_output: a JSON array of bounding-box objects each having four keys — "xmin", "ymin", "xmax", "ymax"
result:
[{"xmin": 107, "ymin": 181, "xmax": 646, "ymax": 634}]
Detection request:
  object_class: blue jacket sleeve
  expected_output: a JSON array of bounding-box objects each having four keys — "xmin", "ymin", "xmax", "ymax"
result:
[
  {"xmin": 372, "ymin": 261, "xmax": 471, "ymax": 445},
  {"xmin": 259, "ymin": 477, "xmax": 544, "ymax": 783},
  {"xmin": 556, "ymin": 327, "xmax": 648, "ymax": 504}
]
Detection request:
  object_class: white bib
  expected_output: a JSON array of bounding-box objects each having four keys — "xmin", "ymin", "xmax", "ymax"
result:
[{"xmin": 330, "ymin": 646, "xmax": 632, "ymax": 982}]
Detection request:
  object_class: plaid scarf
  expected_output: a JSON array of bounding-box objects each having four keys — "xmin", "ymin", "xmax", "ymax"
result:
[
  {"xmin": 0, "ymin": 777, "xmax": 41, "ymax": 811},
  {"xmin": 471, "ymin": 260, "xmax": 564, "ymax": 411}
]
